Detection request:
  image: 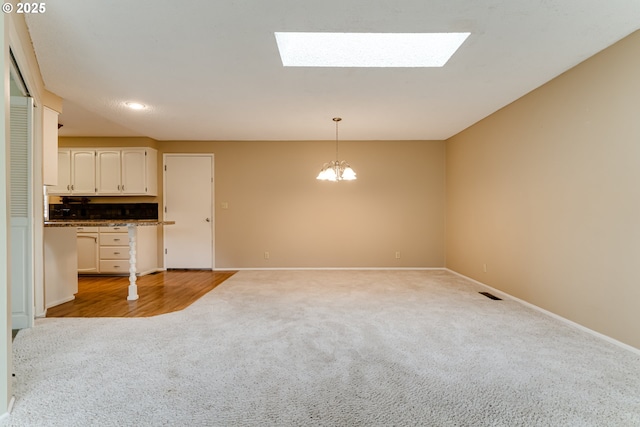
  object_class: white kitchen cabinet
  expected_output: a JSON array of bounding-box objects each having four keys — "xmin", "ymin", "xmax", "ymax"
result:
[
  {"xmin": 77, "ymin": 228, "xmax": 99, "ymax": 273},
  {"xmin": 122, "ymin": 149, "xmax": 152, "ymax": 194},
  {"xmin": 44, "ymin": 228, "xmax": 78, "ymax": 308},
  {"xmin": 51, "ymin": 147, "xmax": 157, "ymax": 196},
  {"xmin": 48, "ymin": 149, "xmax": 71, "ymax": 194},
  {"xmin": 98, "ymin": 227, "xmax": 129, "ymax": 274},
  {"xmin": 52, "ymin": 149, "xmax": 97, "ymax": 195},
  {"xmin": 43, "ymin": 106, "xmax": 59, "ymax": 186},
  {"xmin": 95, "ymin": 150, "xmax": 121, "ymax": 194},
  {"xmin": 79, "ymin": 225, "xmax": 157, "ymax": 275},
  {"xmin": 71, "ymin": 150, "xmax": 96, "ymax": 194}
]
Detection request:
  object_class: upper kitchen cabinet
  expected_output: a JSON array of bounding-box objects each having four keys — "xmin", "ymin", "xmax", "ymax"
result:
[
  {"xmin": 50, "ymin": 147, "xmax": 158, "ymax": 196},
  {"xmin": 49, "ymin": 149, "xmax": 95, "ymax": 195},
  {"xmin": 72, "ymin": 150, "xmax": 97, "ymax": 194},
  {"xmin": 95, "ymin": 150, "xmax": 121, "ymax": 194},
  {"xmin": 48, "ymin": 149, "xmax": 71, "ymax": 194},
  {"xmin": 96, "ymin": 148, "xmax": 157, "ymax": 195},
  {"xmin": 42, "ymin": 107, "xmax": 59, "ymax": 186},
  {"xmin": 48, "ymin": 148, "xmax": 158, "ymax": 196},
  {"xmin": 122, "ymin": 148, "xmax": 157, "ymax": 195}
]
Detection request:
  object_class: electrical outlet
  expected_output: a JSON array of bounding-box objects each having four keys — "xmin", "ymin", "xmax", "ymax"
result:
[
  {"xmin": 483, "ymin": 263, "xmax": 487, "ymax": 273},
  {"xmin": 395, "ymin": 251, "xmax": 401, "ymax": 259},
  {"xmin": 264, "ymin": 251, "xmax": 270, "ymax": 260}
]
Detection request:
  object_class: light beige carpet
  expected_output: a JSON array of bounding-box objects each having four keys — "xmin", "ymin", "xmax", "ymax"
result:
[{"xmin": 4, "ymin": 270, "xmax": 640, "ymax": 426}]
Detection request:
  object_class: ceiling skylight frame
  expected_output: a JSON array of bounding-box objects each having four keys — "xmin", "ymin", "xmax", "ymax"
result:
[{"xmin": 274, "ymin": 32, "xmax": 470, "ymax": 68}]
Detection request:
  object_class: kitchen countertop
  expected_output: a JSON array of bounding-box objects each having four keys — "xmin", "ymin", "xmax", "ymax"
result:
[
  {"xmin": 44, "ymin": 220, "xmax": 175, "ymax": 227},
  {"xmin": 44, "ymin": 219, "xmax": 175, "ymax": 302}
]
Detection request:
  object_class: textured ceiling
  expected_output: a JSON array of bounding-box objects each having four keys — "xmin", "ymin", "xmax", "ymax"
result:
[{"xmin": 24, "ymin": 0, "xmax": 640, "ymax": 141}]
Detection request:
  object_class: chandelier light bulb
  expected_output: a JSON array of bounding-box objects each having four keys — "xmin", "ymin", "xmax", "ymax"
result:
[{"xmin": 316, "ymin": 118, "xmax": 357, "ymax": 181}]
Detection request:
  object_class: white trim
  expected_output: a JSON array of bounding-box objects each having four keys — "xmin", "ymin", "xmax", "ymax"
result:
[
  {"xmin": 136, "ymin": 267, "xmax": 162, "ymax": 276},
  {"xmin": 44, "ymin": 295, "xmax": 75, "ymax": 310},
  {"xmin": 218, "ymin": 267, "xmax": 445, "ymax": 271},
  {"xmin": 8, "ymin": 17, "xmax": 43, "ymax": 104},
  {"xmin": 445, "ymin": 268, "xmax": 640, "ymax": 357},
  {"xmin": 0, "ymin": 396, "xmax": 15, "ymax": 420}
]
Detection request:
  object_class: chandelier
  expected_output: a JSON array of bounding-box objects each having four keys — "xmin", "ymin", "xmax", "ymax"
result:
[{"xmin": 316, "ymin": 117, "xmax": 357, "ymax": 181}]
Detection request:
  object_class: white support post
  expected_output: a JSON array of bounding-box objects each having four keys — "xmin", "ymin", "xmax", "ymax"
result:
[{"xmin": 126, "ymin": 225, "xmax": 138, "ymax": 301}]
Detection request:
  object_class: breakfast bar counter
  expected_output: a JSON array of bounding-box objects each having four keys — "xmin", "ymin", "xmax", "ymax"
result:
[
  {"xmin": 44, "ymin": 219, "xmax": 174, "ymax": 228},
  {"xmin": 44, "ymin": 220, "xmax": 175, "ymax": 304}
]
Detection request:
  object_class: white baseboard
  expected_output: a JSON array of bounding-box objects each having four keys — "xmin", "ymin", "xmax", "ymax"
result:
[
  {"xmin": 137, "ymin": 267, "xmax": 164, "ymax": 276},
  {"xmin": 45, "ymin": 295, "xmax": 75, "ymax": 310},
  {"xmin": 11, "ymin": 314, "xmax": 30, "ymax": 330},
  {"xmin": 0, "ymin": 396, "xmax": 16, "ymax": 420},
  {"xmin": 445, "ymin": 269, "xmax": 640, "ymax": 357},
  {"xmin": 218, "ymin": 267, "xmax": 446, "ymax": 271}
]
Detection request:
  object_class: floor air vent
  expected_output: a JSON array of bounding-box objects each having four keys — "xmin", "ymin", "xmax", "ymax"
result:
[{"xmin": 479, "ymin": 292, "xmax": 502, "ymax": 300}]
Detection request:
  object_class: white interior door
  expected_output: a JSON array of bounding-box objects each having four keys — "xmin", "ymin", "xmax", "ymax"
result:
[{"xmin": 163, "ymin": 154, "xmax": 213, "ymax": 269}]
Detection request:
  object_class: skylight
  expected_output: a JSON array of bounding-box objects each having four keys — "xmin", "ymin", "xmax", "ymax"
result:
[{"xmin": 274, "ymin": 32, "xmax": 470, "ymax": 68}]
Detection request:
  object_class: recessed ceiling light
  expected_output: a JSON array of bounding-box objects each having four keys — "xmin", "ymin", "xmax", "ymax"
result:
[
  {"xmin": 274, "ymin": 32, "xmax": 470, "ymax": 67},
  {"xmin": 125, "ymin": 102, "xmax": 146, "ymax": 110}
]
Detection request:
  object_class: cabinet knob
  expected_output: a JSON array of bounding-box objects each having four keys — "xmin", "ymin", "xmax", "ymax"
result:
[{"xmin": 205, "ymin": 218, "xmax": 211, "ymax": 222}]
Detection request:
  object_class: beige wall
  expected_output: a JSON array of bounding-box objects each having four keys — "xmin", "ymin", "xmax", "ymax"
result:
[
  {"xmin": 59, "ymin": 138, "xmax": 446, "ymax": 269},
  {"xmin": 160, "ymin": 139, "xmax": 445, "ymax": 268},
  {"xmin": 446, "ymin": 30, "xmax": 640, "ymax": 349}
]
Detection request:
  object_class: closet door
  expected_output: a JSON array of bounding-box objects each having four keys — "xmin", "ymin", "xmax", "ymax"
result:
[
  {"xmin": 10, "ymin": 96, "xmax": 34, "ymax": 329},
  {"xmin": 164, "ymin": 154, "xmax": 214, "ymax": 269}
]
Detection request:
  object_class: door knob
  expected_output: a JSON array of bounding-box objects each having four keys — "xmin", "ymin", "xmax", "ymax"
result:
[{"xmin": 205, "ymin": 218, "xmax": 211, "ymax": 222}]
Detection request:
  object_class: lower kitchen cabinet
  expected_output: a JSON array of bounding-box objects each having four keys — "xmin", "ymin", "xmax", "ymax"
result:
[
  {"xmin": 98, "ymin": 226, "xmax": 129, "ymax": 274},
  {"xmin": 78, "ymin": 225, "xmax": 158, "ymax": 275},
  {"xmin": 77, "ymin": 227, "xmax": 99, "ymax": 273}
]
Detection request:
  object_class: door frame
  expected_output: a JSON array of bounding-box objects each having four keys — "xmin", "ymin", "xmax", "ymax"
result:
[{"xmin": 162, "ymin": 153, "xmax": 215, "ymax": 270}]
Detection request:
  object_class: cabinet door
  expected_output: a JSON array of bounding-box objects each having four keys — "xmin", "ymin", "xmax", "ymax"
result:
[
  {"xmin": 42, "ymin": 107, "xmax": 59, "ymax": 186},
  {"xmin": 77, "ymin": 233, "xmax": 99, "ymax": 273},
  {"xmin": 48, "ymin": 149, "xmax": 71, "ymax": 194},
  {"xmin": 71, "ymin": 150, "xmax": 96, "ymax": 194},
  {"xmin": 121, "ymin": 149, "xmax": 147, "ymax": 194},
  {"xmin": 96, "ymin": 150, "xmax": 122, "ymax": 194}
]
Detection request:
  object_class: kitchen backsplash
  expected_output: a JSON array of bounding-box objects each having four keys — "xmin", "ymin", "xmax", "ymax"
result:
[{"xmin": 48, "ymin": 202, "xmax": 158, "ymax": 220}]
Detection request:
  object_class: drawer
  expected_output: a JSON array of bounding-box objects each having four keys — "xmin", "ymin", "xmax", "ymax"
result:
[
  {"xmin": 77, "ymin": 226, "xmax": 99, "ymax": 233},
  {"xmin": 100, "ymin": 233, "xmax": 128, "ymax": 245},
  {"xmin": 100, "ymin": 247, "xmax": 128, "ymax": 260},
  {"xmin": 100, "ymin": 260, "xmax": 130, "ymax": 273},
  {"xmin": 100, "ymin": 226, "xmax": 128, "ymax": 233}
]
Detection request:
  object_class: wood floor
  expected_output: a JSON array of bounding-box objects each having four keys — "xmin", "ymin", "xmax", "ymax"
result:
[{"xmin": 46, "ymin": 270, "xmax": 236, "ymax": 318}]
